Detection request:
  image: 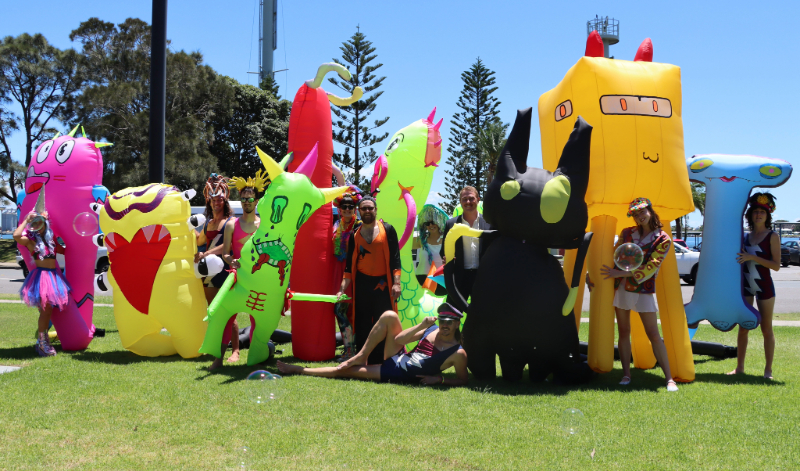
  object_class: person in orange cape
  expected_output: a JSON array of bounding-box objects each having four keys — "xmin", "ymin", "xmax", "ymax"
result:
[{"xmin": 336, "ymin": 196, "xmax": 401, "ymax": 365}]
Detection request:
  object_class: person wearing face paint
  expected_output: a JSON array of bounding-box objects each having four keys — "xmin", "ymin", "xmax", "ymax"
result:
[
  {"xmin": 440, "ymin": 186, "xmax": 491, "ymax": 309},
  {"xmin": 14, "ymin": 190, "xmax": 69, "ymax": 357},
  {"xmin": 589, "ymin": 197, "xmax": 678, "ymax": 391},
  {"xmin": 336, "ymin": 196, "xmax": 401, "ymax": 365},
  {"xmin": 728, "ymin": 193, "xmax": 781, "ymax": 379},
  {"xmin": 331, "ymin": 187, "xmax": 363, "ymax": 361},
  {"xmin": 206, "ymin": 173, "xmax": 266, "ymax": 370},
  {"xmin": 277, "ymin": 303, "xmax": 468, "ymax": 386}
]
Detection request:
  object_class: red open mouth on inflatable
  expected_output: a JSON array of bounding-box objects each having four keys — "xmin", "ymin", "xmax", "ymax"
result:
[
  {"xmin": 105, "ymin": 225, "xmax": 171, "ymax": 314},
  {"xmin": 719, "ymin": 176, "xmax": 738, "ymax": 182},
  {"xmin": 25, "ymin": 166, "xmax": 50, "ymax": 194}
]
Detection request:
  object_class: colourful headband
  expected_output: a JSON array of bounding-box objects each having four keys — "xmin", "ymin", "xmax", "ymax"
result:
[
  {"xmin": 333, "ymin": 185, "xmax": 364, "ymax": 208},
  {"xmin": 230, "ymin": 169, "xmax": 269, "ymax": 194},
  {"xmin": 749, "ymin": 193, "xmax": 776, "ymax": 214},
  {"xmin": 626, "ymin": 197, "xmax": 652, "ymax": 217},
  {"xmin": 203, "ymin": 173, "xmax": 230, "ymax": 201}
]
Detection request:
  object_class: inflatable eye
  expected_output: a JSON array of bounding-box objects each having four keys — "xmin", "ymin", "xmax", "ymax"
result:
[
  {"xmin": 181, "ymin": 189, "xmax": 197, "ymax": 201},
  {"xmin": 93, "ymin": 233, "xmax": 105, "ymax": 248},
  {"xmin": 95, "ymin": 272, "xmax": 109, "ymax": 292},
  {"xmin": 270, "ymin": 196, "xmax": 288, "ymax": 224},
  {"xmin": 690, "ymin": 158, "xmax": 714, "ymax": 173},
  {"xmin": 620, "ymin": 98, "xmax": 628, "ymax": 111},
  {"xmin": 296, "ymin": 203, "xmax": 312, "ymax": 229},
  {"xmin": 187, "ymin": 214, "xmax": 206, "ymax": 230},
  {"xmin": 36, "ymin": 140, "xmax": 54, "ymax": 163},
  {"xmin": 90, "ymin": 202, "xmax": 103, "ymax": 214},
  {"xmin": 554, "ymin": 100, "xmax": 573, "ymax": 122},
  {"xmin": 55, "ymin": 140, "xmax": 76, "ymax": 164},
  {"xmin": 385, "ymin": 134, "xmax": 404, "ymax": 155},
  {"xmin": 759, "ymin": 165, "xmax": 782, "ymax": 179}
]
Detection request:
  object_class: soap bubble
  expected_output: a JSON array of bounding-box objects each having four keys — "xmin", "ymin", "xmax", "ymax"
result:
[
  {"xmin": 561, "ymin": 408, "xmax": 584, "ymax": 436},
  {"xmin": 236, "ymin": 446, "xmax": 250, "ymax": 469},
  {"xmin": 73, "ymin": 212, "xmax": 99, "ymax": 236},
  {"xmin": 247, "ymin": 370, "xmax": 283, "ymax": 403},
  {"xmin": 27, "ymin": 215, "xmax": 45, "ymax": 232},
  {"xmin": 614, "ymin": 243, "xmax": 644, "ymax": 271}
]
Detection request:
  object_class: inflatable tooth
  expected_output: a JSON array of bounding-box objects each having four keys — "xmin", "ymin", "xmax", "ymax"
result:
[
  {"xmin": 19, "ymin": 126, "xmax": 110, "ymax": 350},
  {"xmin": 371, "ymin": 108, "xmax": 446, "ymax": 331},
  {"xmin": 199, "ymin": 145, "xmax": 349, "ymax": 366},
  {"xmin": 286, "ymin": 63, "xmax": 363, "ymax": 361},
  {"xmin": 684, "ymin": 154, "xmax": 792, "ymax": 331},
  {"xmin": 539, "ymin": 33, "xmax": 695, "ymax": 381},
  {"xmin": 98, "ymin": 184, "xmax": 208, "ymax": 357}
]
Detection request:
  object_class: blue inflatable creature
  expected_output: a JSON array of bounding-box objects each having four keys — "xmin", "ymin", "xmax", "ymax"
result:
[{"xmin": 684, "ymin": 154, "xmax": 792, "ymax": 331}]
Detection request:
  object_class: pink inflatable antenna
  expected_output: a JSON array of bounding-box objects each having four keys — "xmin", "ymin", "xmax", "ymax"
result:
[{"xmin": 294, "ymin": 143, "xmax": 319, "ymax": 178}]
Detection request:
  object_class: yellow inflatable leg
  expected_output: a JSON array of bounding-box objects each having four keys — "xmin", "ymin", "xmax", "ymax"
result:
[
  {"xmin": 630, "ymin": 311, "xmax": 656, "ymax": 369},
  {"xmin": 655, "ymin": 245, "xmax": 695, "ymax": 382},
  {"xmin": 587, "ymin": 215, "xmax": 617, "ymax": 373},
  {"xmin": 562, "ymin": 249, "xmax": 588, "ymax": 331}
]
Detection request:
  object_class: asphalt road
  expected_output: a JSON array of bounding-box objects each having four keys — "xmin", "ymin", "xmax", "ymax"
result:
[{"xmin": 0, "ymin": 265, "xmax": 797, "ymax": 313}]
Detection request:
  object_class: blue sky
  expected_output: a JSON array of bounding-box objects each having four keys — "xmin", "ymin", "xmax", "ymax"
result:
[{"xmin": 2, "ymin": 0, "xmax": 798, "ymax": 225}]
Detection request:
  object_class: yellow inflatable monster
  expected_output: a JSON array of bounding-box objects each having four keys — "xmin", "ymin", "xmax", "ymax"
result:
[
  {"xmin": 95, "ymin": 184, "xmax": 208, "ymax": 357},
  {"xmin": 538, "ymin": 33, "xmax": 695, "ymax": 381}
]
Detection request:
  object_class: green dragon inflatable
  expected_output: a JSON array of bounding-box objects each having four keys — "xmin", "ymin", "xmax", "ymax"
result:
[{"xmin": 199, "ymin": 145, "xmax": 348, "ymax": 365}]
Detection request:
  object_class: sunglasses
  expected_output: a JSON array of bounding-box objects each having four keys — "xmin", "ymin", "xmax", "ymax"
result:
[
  {"xmin": 339, "ymin": 204, "xmax": 355, "ymax": 210},
  {"xmin": 360, "ymin": 206, "xmax": 376, "ymax": 212},
  {"xmin": 423, "ymin": 222, "xmax": 438, "ymax": 227},
  {"xmin": 437, "ymin": 318, "xmax": 458, "ymax": 326},
  {"xmin": 241, "ymin": 197, "xmax": 256, "ymax": 203}
]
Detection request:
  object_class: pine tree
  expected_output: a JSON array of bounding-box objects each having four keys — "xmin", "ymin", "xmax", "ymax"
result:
[
  {"xmin": 259, "ymin": 75, "xmax": 281, "ymax": 99},
  {"xmin": 442, "ymin": 58, "xmax": 500, "ymax": 213},
  {"xmin": 329, "ymin": 27, "xmax": 389, "ymax": 189}
]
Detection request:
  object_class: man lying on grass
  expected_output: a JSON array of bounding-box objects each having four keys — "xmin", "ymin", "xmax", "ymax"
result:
[{"xmin": 277, "ymin": 303, "xmax": 468, "ymax": 386}]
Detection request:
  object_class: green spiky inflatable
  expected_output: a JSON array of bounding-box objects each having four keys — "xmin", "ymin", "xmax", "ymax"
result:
[
  {"xmin": 370, "ymin": 108, "xmax": 446, "ymax": 331},
  {"xmin": 199, "ymin": 145, "xmax": 348, "ymax": 365}
]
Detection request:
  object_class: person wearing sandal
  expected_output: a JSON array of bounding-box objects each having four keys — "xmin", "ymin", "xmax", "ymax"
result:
[
  {"xmin": 728, "ymin": 193, "xmax": 781, "ymax": 380},
  {"xmin": 588, "ymin": 198, "xmax": 679, "ymax": 392}
]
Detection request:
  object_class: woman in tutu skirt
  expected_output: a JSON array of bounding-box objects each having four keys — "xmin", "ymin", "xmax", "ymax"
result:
[{"xmin": 14, "ymin": 209, "xmax": 70, "ymax": 357}]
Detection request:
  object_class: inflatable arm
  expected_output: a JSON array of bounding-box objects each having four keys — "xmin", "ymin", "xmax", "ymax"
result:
[
  {"xmin": 563, "ymin": 232, "xmax": 593, "ymax": 315},
  {"xmin": 442, "ymin": 223, "xmax": 494, "ymax": 312}
]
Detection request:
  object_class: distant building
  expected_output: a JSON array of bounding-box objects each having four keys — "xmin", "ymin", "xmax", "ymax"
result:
[{"xmin": 1, "ymin": 209, "xmax": 18, "ymax": 232}]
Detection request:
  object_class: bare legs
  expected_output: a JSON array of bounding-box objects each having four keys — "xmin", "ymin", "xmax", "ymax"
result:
[
  {"xmin": 616, "ymin": 307, "xmax": 675, "ymax": 389},
  {"xmin": 277, "ymin": 310, "xmax": 403, "ymax": 382},
  {"xmin": 205, "ymin": 286, "xmax": 241, "ymax": 370},
  {"xmin": 729, "ymin": 296, "xmax": 775, "ymax": 378},
  {"xmin": 38, "ymin": 302, "xmax": 53, "ymax": 334}
]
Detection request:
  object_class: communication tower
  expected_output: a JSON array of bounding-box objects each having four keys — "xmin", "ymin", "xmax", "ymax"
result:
[{"xmin": 586, "ymin": 16, "xmax": 619, "ymax": 58}]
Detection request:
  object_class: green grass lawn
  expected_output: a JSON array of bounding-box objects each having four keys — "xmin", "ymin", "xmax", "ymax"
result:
[
  {"xmin": 1, "ymin": 303, "xmax": 799, "ymax": 469},
  {"xmin": 0, "ymin": 239, "xmax": 20, "ymax": 263}
]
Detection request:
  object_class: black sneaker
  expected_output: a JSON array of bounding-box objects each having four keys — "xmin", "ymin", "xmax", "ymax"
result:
[{"xmin": 94, "ymin": 328, "xmax": 106, "ymax": 338}]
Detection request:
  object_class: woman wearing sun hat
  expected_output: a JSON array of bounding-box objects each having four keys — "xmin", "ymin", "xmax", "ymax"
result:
[
  {"xmin": 589, "ymin": 197, "xmax": 678, "ymax": 391},
  {"xmin": 331, "ymin": 185, "xmax": 363, "ymax": 360},
  {"xmin": 728, "ymin": 193, "xmax": 781, "ymax": 379}
]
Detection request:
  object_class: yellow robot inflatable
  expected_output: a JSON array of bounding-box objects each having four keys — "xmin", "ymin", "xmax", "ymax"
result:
[
  {"xmin": 538, "ymin": 33, "xmax": 695, "ymax": 381},
  {"xmin": 94, "ymin": 184, "xmax": 209, "ymax": 357}
]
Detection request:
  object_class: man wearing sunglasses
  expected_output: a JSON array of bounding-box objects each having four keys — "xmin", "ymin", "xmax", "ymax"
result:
[
  {"xmin": 336, "ymin": 196, "xmax": 402, "ymax": 365},
  {"xmin": 277, "ymin": 303, "xmax": 468, "ymax": 386},
  {"xmin": 209, "ymin": 175, "xmax": 265, "ymax": 370}
]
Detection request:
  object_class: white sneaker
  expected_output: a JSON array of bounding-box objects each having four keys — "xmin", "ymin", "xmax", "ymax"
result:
[{"xmin": 666, "ymin": 380, "xmax": 678, "ymax": 392}]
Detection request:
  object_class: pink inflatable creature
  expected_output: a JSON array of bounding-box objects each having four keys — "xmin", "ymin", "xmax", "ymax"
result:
[{"xmin": 19, "ymin": 126, "xmax": 110, "ymax": 350}]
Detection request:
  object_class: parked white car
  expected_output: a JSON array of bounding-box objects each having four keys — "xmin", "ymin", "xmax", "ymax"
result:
[
  {"xmin": 16, "ymin": 244, "xmax": 108, "ymax": 278},
  {"xmin": 674, "ymin": 243, "xmax": 700, "ymax": 285}
]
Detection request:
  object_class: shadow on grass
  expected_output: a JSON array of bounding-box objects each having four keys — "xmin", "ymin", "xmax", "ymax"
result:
[
  {"xmin": 70, "ymin": 349, "xmax": 210, "ymax": 365},
  {"xmin": 694, "ymin": 371, "xmax": 785, "ymax": 386},
  {"xmin": 211, "ymin": 354, "xmax": 677, "ymax": 396}
]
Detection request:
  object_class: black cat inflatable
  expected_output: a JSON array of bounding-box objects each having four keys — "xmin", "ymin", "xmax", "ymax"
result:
[{"xmin": 449, "ymin": 108, "xmax": 594, "ymax": 383}]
